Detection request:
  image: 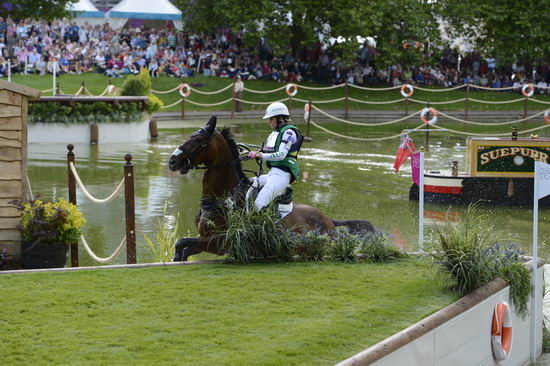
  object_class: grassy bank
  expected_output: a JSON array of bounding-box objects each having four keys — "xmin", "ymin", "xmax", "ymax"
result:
[
  {"xmin": 8, "ymin": 73, "xmax": 550, "ymax": 113},
  {"xmin": 1, "ymin": 258, "xmax": 456, "ymax": 365}
]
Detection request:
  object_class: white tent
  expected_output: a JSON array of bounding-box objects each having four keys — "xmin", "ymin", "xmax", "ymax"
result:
[
  {"xmin": 105, "ymin": 0, "xmax": 182, "ymax": 30},
  {"xmin": 66, "ymin": 0, "xmax": 106, "ymax": 26}
]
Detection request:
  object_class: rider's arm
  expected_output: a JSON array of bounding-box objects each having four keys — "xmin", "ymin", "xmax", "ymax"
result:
[{"xmin": 261, "ymin": 129, "xmax": 297, "ymax": 161}]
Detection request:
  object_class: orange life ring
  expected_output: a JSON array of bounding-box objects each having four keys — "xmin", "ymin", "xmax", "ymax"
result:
[
  {"xmin": 286, "ymin": 83, "xmax": 298, "ymax": 97},
  {"xmin": 491, "ymin": 302, "xmax": 512, "ymax": 361},
  {"xmin": 522, "ymin": 83, "xmax": 534, "ymax": 97},
  {"xmin": 420, "ymin": 107, "xmax": 438, "ymax": 125},
  {"xmin": 544, "ymin": 110, "xmax": 550, "ymax": 124},
  {"xmin": 178, "ymin": 83, "xmax": 191, "ymax": 98},
  {"xmin": 401, "ymin": 84, "xmax": 414, "ymax": 98}
]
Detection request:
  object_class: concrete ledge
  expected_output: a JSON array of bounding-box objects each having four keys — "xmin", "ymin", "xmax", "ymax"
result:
[{"xmin": 336, "ymin": 257, "xmax": 544, "ymax": 366}]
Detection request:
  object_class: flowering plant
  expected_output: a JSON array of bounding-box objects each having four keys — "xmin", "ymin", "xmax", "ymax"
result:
[{"xmin": 12, "ymin": 198, "xmax": 86, "ymax": 245}]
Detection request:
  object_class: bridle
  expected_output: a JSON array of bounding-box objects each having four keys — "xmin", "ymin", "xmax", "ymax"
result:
[{"xmin": 171, "ymin": 128, "xmax": 241, "ymax": 172}]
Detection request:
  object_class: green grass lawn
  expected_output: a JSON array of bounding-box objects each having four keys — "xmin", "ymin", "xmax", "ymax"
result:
[
  {"xmin": 0, "ymin": 258, "xmax": 456, "ymax": 366},
  {"xmin": 9, "ymin": 73, "xmax": 550, "ymax": 113}
]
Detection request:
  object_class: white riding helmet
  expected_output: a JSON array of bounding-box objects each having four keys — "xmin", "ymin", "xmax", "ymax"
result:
[{"xmin": 263, "ymin": 102, "xmax": 289, "ymax": 119}]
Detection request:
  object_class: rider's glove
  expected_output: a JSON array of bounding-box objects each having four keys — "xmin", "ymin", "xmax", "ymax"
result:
[{"xmin": 247, "ymin": 151, "xmax": 262, "ymax": 159}]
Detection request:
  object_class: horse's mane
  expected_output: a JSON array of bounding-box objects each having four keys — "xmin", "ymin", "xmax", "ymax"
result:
[{"xmin": 220, "ymin": 127, "xmax": 247, "ymax": 181}]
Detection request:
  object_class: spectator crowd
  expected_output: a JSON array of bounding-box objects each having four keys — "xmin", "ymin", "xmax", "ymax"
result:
[{"xmin": 0, "ymin": 16, "xmax": 549, "ymax": 95}]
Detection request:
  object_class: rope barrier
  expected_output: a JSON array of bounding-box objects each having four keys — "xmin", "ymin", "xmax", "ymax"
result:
[
  {"xmin": 413, "ymin": 84, "xmax": 467, "ymax": 92},
  {"xmin": 292, "ymin": 97, "xmax": 346, "ymax": 104},
  {"xmin": 469, "ymin": 84, "xmax": 517, "ymax": 91},
  {"xmin": 98, "ymin": 86, "xmax": 110, "ymax": 96},
  {"xmin": 309, "ymin": 120, "xmax": 425, "ymax": 141},
  {"xmin": 436, "ymin": 109, "xmax": 546, "ymax": 126},
  {"xmin": 468, "ymin": 97, "xmax": 525, "ymax": 104},
  {"xmin": 348, "ymin": 84, "xmax": 400, "ymax": 91},
  {"xmin": 162, "ymin": 98, "xmax": 183, "ymax": 108},
  {"xmin": 189, "ymin": 83, "xmax": 233, "ymax": 95},
  {"xmin": 408, "ymin": 97, "xmax": 467, "ymax": 105},
  {"xmin": 348, "ymin": 97, "xmax": 406, "ymax": 104},
  {"xmin": 151, "ymin": 85, "xmax": 181, "ymax": 94},
  {"xmin": 40, "ymin": 88, "xmax": 54, "ymax": 93},
  {"xmin": 185, "ymin": 98, "xmax": 233, "ymax": 106},
  {"xmin": 298, "ymin": 84, "xmax": 345, "ymax": 90},
  {"xmin": 311, "ymin": 105, "xmax": 422, "ymax": 126},
  {"xmin": 80, "ymin": 234, "xmax": 126, "ymax": 263},
  {"xmin": 69, "ymin": 162, "xmax": 125, "ymax": 203},
  {"xmin": 243, "ymin": 85, "xmax": 287, "ymax": 94},
  {"xmin": 234, "ymin": 97, "xmax": 288, "ymax": 105},
  {"xmin": 530, "ymin": 98, "xmax": 550, "ymax": 105},
  {"xmin": 432, "ymin": 123, "xmax": 550, "ymax": 137}
]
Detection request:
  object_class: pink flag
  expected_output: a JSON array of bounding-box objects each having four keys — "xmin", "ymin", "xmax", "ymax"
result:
[
  {"xmin": 411, "ymin": 152, "xmax": 421, "ymax": 185},
  {"xmin": 393, "ymin": 134, "xmax": 416, "ymax": 174}
]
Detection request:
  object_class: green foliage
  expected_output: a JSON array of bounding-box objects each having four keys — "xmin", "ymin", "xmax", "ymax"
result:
[
  {"xmin": 217, "ymin": 207, "xmax": 296, "ymax": 264},
  {"xmin": 139, "ymin": 68, "xmax": 152, "ymax": 94},
  {"xmin": 357, "ymin": 232, "xmax": 404, "ymax": 263},
  {"xmin": 0, "ymin": 0, "xmax": 76, "ymax": 20},
  {"xmin": 431, "ymin": 205, "xmax": 531, "ymax": 318},
  {"xmin": 121, "ymin": 76, "xmax": 147, "ymax": 96},
  {"xmin": 142, "ymin": 203, "xmax": 178, "ymax": 263},
  {"xmin": 300, "ymin": 230, "xmax": 331, "ymax": 261},
  {"xmin": 327, "ymin": 227, "xmax": 362, "ymax": 262},
  {"xmin": 28, "ymin": 100, "xmax": 147, "ymax": 124},
  {"xmin": 12, "ymin": 198, "xmax": 86, "ymax": 245},
  {"xmin": 146, "ymin": 94, "xmax": 164, "ymax": 113}
]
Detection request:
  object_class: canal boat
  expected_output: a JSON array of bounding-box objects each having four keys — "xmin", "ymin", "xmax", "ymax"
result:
[{"xmin": 409, "ymin": 135, "xmax": 550, "ymax": 205}]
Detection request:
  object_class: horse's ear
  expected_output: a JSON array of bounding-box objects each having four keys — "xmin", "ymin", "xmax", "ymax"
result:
[{"xmin": 205, "ymin": 116, "xmax": 217, "ymax": 135}]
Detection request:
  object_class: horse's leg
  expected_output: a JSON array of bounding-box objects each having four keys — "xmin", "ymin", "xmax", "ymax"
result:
[{"xmin": 173, "ymin": 236, "xmax": 225, "ymax": 262}]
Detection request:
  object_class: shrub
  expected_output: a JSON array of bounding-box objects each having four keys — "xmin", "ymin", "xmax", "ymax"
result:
[
  {"xmin": 121, "ymin": 76, "xmax": 147, "ymax": 96},
  {"xmin": 300, "ymin": 230, "xmax": 331, "ymax": 261},
  {"xmin": 139, "ymin": 67, "xmax": 152, "ymax": 94},
  {"xmin": 431, "ymin": 205, "xmax": 531, "ymax": 318},
  {"xmin": 146, "ymin": 94, "xmax": 164, "ymax": 113},
  {"xmin": 12, "ymin": 198, "xmax": 86, "ymax": 245},
  {"xmin": 143, "ymin": 203, "xmax": 178, "ymax": 263},
  {"xmin": 328, "ymin": 227, "xmax": 361, "ymax": 262},
  {"xmin": 357, "ymin": 232, "xmax": 403, "ymax": 263}
]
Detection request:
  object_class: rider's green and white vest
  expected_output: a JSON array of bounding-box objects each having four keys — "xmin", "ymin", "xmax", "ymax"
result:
[{"xmin": 263, "ymin": 124, "xmax": 303, "ymax": 181}]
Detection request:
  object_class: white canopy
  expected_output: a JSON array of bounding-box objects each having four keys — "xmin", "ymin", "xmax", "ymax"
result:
[
  {"xmin": 66, "ymin": 0, "xmax": 105, "ymax": 26},
  {"xmin": 105, "ymin": 0, "xmax": 182, "ymax": 30}
]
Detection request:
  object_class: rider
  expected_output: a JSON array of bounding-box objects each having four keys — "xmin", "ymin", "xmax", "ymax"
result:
[{"xmin": 247, "ymin": 102, "xmax": 303, "ymax": 211}]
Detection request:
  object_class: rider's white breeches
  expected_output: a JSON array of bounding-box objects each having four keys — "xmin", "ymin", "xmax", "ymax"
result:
[{"xmin": 254, "ymin": 167, "xmax": 291, "ymax": 211}]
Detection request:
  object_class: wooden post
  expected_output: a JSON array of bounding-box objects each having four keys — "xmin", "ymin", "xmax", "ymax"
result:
[
  {"xmin": 55, "ymin": 82, "xmax": 60, "ymax": 96},
  {"xmin": 288, "ymin": 96, "xmax": 292, "ymax": 118},
  {"xmin": 149, "ymin": 120, "xmax": 158, "ymax": 138},
  {"xmin": 80, "ymin": 81, "xmax": 86, "ymax": 95},
  {"xmin": 344, "ymin": 82, "xmax": 349, "ymax": 120},
  {"xmin": 523, "ymin": 95, "xmax": 528, "ymax": 118},
  {"xmin": 90, "ymin": 124, "xmax": 98, "ymax": 144},
  {"xmin": 180, "ymin": 97, "xmax": 185, "ymax": 120},
  {"xmin": 124, "ymin": 154, "xmax": 136, "ymax": 264},
  {"xmin": 67, "ymin": 144, "xmax": 78, "ymax": 267},
  {"xmin": 231, "ymin": 80, "xmax": 236, "ymax": 119},
  {"xmin": 464, "ymin": 81, "xmax": 470, "ymax": 119},
  {"xmin": 405, "ymin": 97, "xmax": 409, "ymax": 116}
]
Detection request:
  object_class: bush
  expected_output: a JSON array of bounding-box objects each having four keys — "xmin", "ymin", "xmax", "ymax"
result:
[
  {"xmin": 12, "ymin": 198, "xmax": 86, "ymax": 245},
  {"xmin": 300, "ymin": 230, "xmax": 331, "ymax": 261},
  {"xmin": 121, "ymin": 76, "xmax": 147, "ymax": 96},
  {"xmin": 143, "ymin": 203, "xmax": 178, "ymax": 263},
  {"xmin": 146, "ymin": 94, "xmax": 164, "ymax": 113},
  {"xmin": 357, "ymin": 232, "xmax": 403, "ymax": 263},
  {"xmin": 431, "ymin": 205, "xmax": 531, "ymax": 318},
  {"xmin": 139, "ymin": 67, "xmax": 152, "ymax": 94},
  {"xmin": 328, "ymin": 227, "xmax": 362, "ymax": 262}
]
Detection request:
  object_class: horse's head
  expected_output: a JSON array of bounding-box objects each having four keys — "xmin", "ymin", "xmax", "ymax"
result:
[{"xmin": 168, "ymin": 116, "xmax": 218, "ymax": 174}]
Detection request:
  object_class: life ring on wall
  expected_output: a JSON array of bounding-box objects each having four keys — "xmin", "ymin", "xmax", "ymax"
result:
[
  {"xmin": 286, "ymin": 83, "xmax": 298, "ymax": 97},
  {"xmin": 420, "ymin": 107, "xmax": 438, "ymax": 125},
  {"xmin": 178, "ymin": 83, "xmax": 191, "ymax": 98},
  {"xmin": 491, "ymin": 301, "xmax": 513, "ymax": 361},
  {"xmin": 544, "ymin": 110, "xmax": 550, "ymax": 124},
  {"xmin": 400, "ymin": 84, "xmax": 414, "ymax": 98},
  {"xmin": 521, "ymin": 83, "xmax": 534, "ymax": 97}
]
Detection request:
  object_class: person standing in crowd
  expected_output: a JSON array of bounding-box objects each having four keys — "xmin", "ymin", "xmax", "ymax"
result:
[{"xmin": 233, "ymin": 75, "xmax": 244, "ymax": 112}]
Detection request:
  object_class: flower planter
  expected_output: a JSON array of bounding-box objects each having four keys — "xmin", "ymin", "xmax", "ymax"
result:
[{"xmin": 20, "ymin": 240, "xmax": 69, "ymax": 269}]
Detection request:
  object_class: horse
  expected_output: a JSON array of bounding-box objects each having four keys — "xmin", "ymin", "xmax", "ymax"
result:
[{"xmin": 168, "ymin": 116, "xmax": 376, "ymax": 261}]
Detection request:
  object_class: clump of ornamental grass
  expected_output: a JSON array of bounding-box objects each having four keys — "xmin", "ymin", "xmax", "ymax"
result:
[
  {"xmin": 218, "ymin": 206, "xmax": 296, "ymax": 264},
  {"xmin": 431, "ymin": 204, "xmax": 530, "ymax": 318},
  {"xmin": 327, "ymin": 227, "xmax": 362, "ymax": 263},
  {"xmin": 142, "ymin": 202, "xmax": 178, "ymax": 263},
  {"xmin": 299, "ymin": 230, "xmax": 332, "ymax": 261},
  {"xmin": 357, "ymin": 231, "xmax": 404, "ymax": 263}
]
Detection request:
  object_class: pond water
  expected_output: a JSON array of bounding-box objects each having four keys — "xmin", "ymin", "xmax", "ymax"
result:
[{"xmin": 27, "ymin": 120, "xmax": 550, "ymax": 266}]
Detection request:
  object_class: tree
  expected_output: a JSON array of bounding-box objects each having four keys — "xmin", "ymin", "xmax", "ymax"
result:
[
  {"xmin": 0, "ymin": 0, "xmax": 77, "ymax": 21},
  {"xmin": 437, "ymin": 0, "xmax": 550, "ymax": 69},
  {"xmin": 176, "ymin": 0, "xmax": 442, "ymax": 68}
]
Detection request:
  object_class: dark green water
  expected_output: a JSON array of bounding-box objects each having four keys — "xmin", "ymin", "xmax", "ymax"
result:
[{"xmin": 27, "ymin": 120, "xmax": 550, "ymax": 265}]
